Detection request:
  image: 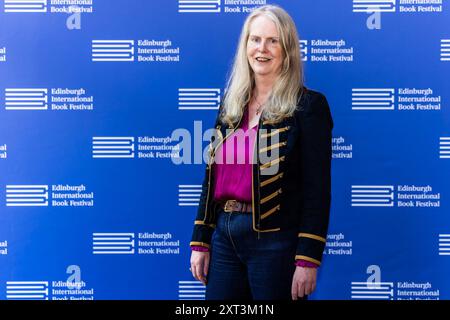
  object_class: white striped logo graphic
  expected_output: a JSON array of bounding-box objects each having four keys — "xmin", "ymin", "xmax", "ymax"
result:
[
  {"xmin": 92, "ymin": 137, "xmax": 135, "ymax": 158},
  {"xmin": 6, "ymin": 281, "xmax": 49, "ymax": 300},
  {"xmin": 178, "ymin": 0, "xmax": 221, "ymax": 13},
  {"xmin": 440, "ymin": 137, "xmax": 450, "ymax": 159},
  {"xmin": 91, "ymin": 40, "xmax": 135, "ymax": 62},
  {"xmin": 352, "ymin": 0, "xmax": 396, "ymax": 13},
  {"xmin": 351, "ymin": 185, "xmax": 394, "ymax": 207},
  {"xmin": 178, "ymin": 185, "xmax": 202, "ymax": 206},
  {"xmin": 178, "ymin": 88, "xmax": 221, "ymax": 110},
  {"xmin": 4, "ymin": 0, "xmax": 47, "ymax": 13},
  {"xmin": 178, "ymin": 280, "xmax": 205, "ymax": 300},
  {"xmin": 439, "ymin": 234, "xmax": 450, "ymax": 255},
  {"xmin": 5, "ymin": 88, "xmax": 48, "ymax": 110},
  {"xmin": 92, "ymin": 233, "xmax": 135, "ymax": 254},
  {"xmin": 351, "ymin": 282, "xmax": 394, "ymax": 299},
  {"xmin": 6, "ymin": 185, "xmax": 48, "ymax": 206},
  {"xmin": 299, "ymin": 40, "xmax": 308, "ymax": 62},
  {"xmin": 440, "ymin": 39, "xmax": 450, "ymax": 61},
  {"xmin": 352, "ymin": 88, "xmax": 395, "ymax": 110}
]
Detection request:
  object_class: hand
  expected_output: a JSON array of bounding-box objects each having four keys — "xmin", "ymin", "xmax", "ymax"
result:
[
  {"xmin": 190, "ymin": 250, "xmax": 210, "ymax": 285},
  {"xmin": 291, "ymin": 266, "xmax": 317, "ymax": 300}
]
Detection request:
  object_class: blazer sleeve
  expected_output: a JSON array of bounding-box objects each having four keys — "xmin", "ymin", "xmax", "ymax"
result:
[
  {"xmin": 295, "ymin": 92, "xmax": 333, "ymax": 266},
  {"xmin": 189, "ymin": 161, "xmax": 216, "ymax": 249},
  {"xmin": 189, "ymin": 110, "xmax": 222, "ymax": 249}
]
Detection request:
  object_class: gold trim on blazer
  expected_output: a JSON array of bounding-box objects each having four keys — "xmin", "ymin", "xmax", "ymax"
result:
[
  {"xmin": 295, "ymin": 255, "xmax": 321, "ymax": 266},
  {"xmin": 203, "ymin": 116, "xmax": 244, "ymax": 224},
  {"xmin": 190, "ymin": 241, "xmax": 211, "ymax": 249},
  {"xmin": 260, "ymin": 172, "xmax": 284, "ymax": 187},
  {"xmin": 260, "ymin": 188, "xmax": 282, "ymax": 205},
  {"xmin": 261, "ymin": 204, "xmax": 281, "ymax": 220},
  {"xmin": 298, "ymin": 233, "xmax": 327, "ymax": 243},
  {"xmin": 194, "ymin": 220, "xmax": 216, "ymax": 228},
  {"xmin": 260, "ymin": 126, "xmax": 290, "ymax": 139},
  {"xmin": 260, "ymin": 156, "xmax": 285, "ymax": 170},
  {"xmin": 259, "ymin": 141, "xmax": 287, "ymax": 153},
  {"xmin": 252, "ymin": 118, "xmax": 281, "ymax": 233},
  {"xmin": 262, "ymin": 119, "xmax": 287, "ymax": 126}
]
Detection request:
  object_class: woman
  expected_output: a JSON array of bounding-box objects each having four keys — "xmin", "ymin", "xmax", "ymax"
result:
[{"xmin": 190, "ymin": 5, "xmax": 333, "ymax": 300}]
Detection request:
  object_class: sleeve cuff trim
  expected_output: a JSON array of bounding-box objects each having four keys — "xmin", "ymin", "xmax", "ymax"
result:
[
  {"xmin": 295, "ymin": 255, "xmax": 321, "ymax": 266},
  {"xmin": 189, "ymin": 242, "xmax": 210, "ymax": 249},
  {"xmin": 298, "ymin": 232, "xmax": 326, "ymax": 243},
  {"xmin": 194, "ymin": 220, "xmax": 216, "ymax": 228}
]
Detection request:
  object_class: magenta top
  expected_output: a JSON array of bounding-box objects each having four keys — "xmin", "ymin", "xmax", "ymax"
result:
[{"xmin": 213, "ymin": 110, "xmax": 257, "ymax": 202}]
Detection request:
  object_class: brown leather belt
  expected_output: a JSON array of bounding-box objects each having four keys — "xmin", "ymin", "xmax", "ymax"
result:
[{"xmin": 219, "ymin": 199, "xmax": 252, "ymax": 213}]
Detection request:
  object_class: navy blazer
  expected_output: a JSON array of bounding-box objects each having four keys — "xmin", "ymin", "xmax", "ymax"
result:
[{"xmin": 190, "ymin": 87, "xmax": 333, "ymax": 265}]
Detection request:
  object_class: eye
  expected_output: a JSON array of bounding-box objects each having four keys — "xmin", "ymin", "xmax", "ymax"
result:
[
  {"xmin": 271, "ymin": 38, "xmax": 279, "ymax": 44},
  {"xmin": 249, "ymin": 36, "xmax": 260, "ymax": 43}
]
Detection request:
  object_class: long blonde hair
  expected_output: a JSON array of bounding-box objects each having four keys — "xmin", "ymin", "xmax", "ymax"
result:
[{"xmin": 221, "ymin": 5, "xmax": 304, "ymax": 126}]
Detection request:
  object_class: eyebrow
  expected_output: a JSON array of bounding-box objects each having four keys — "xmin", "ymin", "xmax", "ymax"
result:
[{"xmin": 249, "ymin": 35, "xmax": 280, "ymax": 40}]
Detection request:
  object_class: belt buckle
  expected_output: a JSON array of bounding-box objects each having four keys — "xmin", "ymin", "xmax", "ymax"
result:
[{"xmin": 224, "ymin": 200, "xmax": 237, "ymax": 213}]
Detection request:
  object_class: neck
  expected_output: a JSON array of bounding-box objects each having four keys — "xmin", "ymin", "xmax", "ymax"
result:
[{"xmin": 254, "ymin": 75, "xmax": 275, "ymax": 99}]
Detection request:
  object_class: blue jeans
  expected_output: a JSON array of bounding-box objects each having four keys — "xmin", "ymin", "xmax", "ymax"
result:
[{"xmin": 205, "ymin": 209, "xmax": 303, "ymax": 300}]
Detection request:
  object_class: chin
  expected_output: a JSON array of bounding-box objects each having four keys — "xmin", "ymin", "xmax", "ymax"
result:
[
  {"xmin": 251, "ymin": 65, "xmax": 266, "ymax": 72},
  {"xmin": 253, "ymin": 69, "xmax": 272, "ymax": 76}
]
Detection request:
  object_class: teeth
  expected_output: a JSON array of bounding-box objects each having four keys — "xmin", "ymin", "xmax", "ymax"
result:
[{"xmin": 256, "ymin": 57, "xmax": 270, "ymax": 62}]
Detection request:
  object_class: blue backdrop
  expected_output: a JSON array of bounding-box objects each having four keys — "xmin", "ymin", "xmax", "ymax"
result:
[{"xmin": 0, "ymin": 0, "xmax": 449, "ymax": 300}]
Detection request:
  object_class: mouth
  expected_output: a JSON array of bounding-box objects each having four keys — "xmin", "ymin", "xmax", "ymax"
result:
[{"xmin": 255, "ymin": 57, "xmax": 271, "ymax": 62}]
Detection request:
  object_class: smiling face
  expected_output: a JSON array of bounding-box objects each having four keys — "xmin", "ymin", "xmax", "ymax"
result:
[{"xmin": 246, "ymin": 15, "xmax": 284, "ymax": 81}]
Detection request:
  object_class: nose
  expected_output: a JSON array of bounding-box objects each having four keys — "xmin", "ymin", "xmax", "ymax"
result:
[{"xmin": 257, "ymin": 39, "xmax": 269, "ymax": 52}]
